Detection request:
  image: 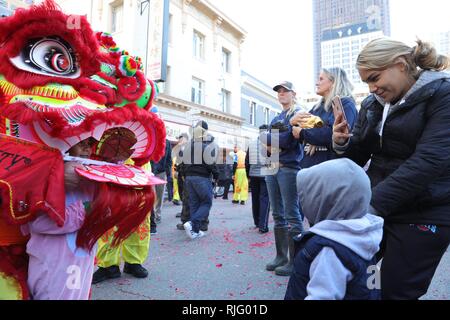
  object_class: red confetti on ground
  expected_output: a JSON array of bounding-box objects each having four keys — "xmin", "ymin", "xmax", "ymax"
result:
[
  {"xmin": 250, "ymin": 241, "xmax": 273, "ymax": 248},
  {"xmin": 223, "ymin": 231, "xmax": 238, "ymax": 245},
  {"xmin": 116, "ymin": 279, "xmax": 131, "ymax": 286},
  {"xmin": 216, "ymin": 264, "xmax": 223, "ymax": 268},
  {"xmin": 237, "ymin": 250, "xmax": 244, "ymax": 254}
]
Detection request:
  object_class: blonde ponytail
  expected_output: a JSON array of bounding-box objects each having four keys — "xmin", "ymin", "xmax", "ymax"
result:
[
  {"xmin": 413, "ymin": 40, "xmax": 450, "ymax": 71},
  {"xmin": 357, "ymin": 38, "xmax": 450, "ymax": 77}
]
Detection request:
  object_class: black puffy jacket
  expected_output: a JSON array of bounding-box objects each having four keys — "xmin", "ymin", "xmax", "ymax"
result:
[
  {"xmin": 342, "ymin": 76, "xmax": 450, "ymax": 226},
  {"xmin": 181, "ymin": 135, "xmax": 219, "ymax": 181}
]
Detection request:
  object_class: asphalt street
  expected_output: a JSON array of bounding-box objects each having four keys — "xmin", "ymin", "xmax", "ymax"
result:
[{"xmin": 91, "ymin": 195, "xmax": 449, "ymax": 300}]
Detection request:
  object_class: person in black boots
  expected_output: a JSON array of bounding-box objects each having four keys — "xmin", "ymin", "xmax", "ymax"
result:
[
  {"xmin": 246, "ymin": 124, "xmax": 271, "ymax": 233},
  {"xmin": 93, "ymin": 161, "xmax": 154, "ymax": 284},
  {"xmin": 262, "ymin": 81, "xmax": 304, "ymax": 277}
]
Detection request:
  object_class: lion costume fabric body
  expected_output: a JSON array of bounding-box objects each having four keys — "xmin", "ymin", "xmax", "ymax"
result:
[{"xmin": 0, "ymin": 0, "xmax": 166, "ymax": 299}]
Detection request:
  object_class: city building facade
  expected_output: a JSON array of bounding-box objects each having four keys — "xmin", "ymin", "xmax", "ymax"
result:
[
  {"xmin": 0, "ymin": 0, "xmax": 33, "ymax": 15},
  {"xmin": 54, "ymin": 0, "xmax": 254, "ymax": 149},
  {"xmin": 430, "ymin": 30, "xmax": 450, "ymax": 57},
  {"xmin": 240, "ymin": 71, "xmax": 280, "ymax": 133},
  {"xmin": 313, "ymin": 0, "xmax": 391, "ymax": 100}
]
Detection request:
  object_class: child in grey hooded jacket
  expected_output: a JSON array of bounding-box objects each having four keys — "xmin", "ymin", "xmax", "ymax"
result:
[{"xmin": 285, "ymin": 158, "xmax": 384, "ymax": 300}]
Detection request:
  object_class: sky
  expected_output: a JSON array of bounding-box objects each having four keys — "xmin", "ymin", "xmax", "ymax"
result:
[
  {"xmin": 40, "ymin": 0, "xmax": 450, "ymax": 94},
  {"xmin": 213, "ymin": 0, "xmax": 450, "ymax": 94}
]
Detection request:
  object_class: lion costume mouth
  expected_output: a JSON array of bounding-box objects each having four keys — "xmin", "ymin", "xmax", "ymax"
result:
[{"xmin": 0, "ymin": 76, "xmax": 159, "ymax": 162}]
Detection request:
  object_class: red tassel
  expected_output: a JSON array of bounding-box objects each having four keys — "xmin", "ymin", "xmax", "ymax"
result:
[{"xmin": 76, "ymin": 182, "xmax": 155, "ymax": 251}]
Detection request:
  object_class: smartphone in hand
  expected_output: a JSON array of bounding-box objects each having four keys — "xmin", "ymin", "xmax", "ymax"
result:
[{"xmin": 332, "ymin": 96, "xmax": 350, "ymax": 131}]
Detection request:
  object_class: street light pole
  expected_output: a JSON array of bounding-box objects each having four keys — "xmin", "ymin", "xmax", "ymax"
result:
[
  {"xmin": 139, "ymin": 0, "xmax": 150, "ymax": 15},
  {"xmin": 139, "ymin": 0, "xmax": 151, "ymax": 76}
]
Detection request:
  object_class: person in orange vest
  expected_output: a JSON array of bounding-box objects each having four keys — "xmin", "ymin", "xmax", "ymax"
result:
[{"xmin": 231, "ymin": 146, "xmax": 249, "ymax": 205}]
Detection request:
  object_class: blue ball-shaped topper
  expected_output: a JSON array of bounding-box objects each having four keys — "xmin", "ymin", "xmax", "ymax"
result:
[{"xmin": 150, "ymin": 106, "xmax": 159, "ymax": 114}]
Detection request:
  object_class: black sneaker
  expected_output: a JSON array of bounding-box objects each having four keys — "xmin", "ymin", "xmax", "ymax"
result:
[
  {"xmin": 259, "ymin": 228, "xmax": 269, "ymax": 234},
  {"xmin": 176, "ymin": 223, "xmax": 185, "ymax": 230},
  {"xmin": 240, "ymin": 201, "xmax": 246, "ymax": 205},
  {"xmin": 92, "ymin": 266, "xmax": 121, "ymax": 284},
  {"xmin": 200, "ymin": 225, "xmax": 208, "ymax": 232},
  {"xmin": 175, "ymin": 212, "xmax": 182, "ymax": 218},
  {"xmin": 173, "ymin": 200, "xmax": 181, "ymax": 206},
  {"xmin": 123, "ymin": 263, "xmax": 148, "ymax": 278},
  {"xmin": 150, "ymin": 226, "xmax": 157, "ymax": 235},
  {"xmin": 232, "ymin": 200, "xmax": 239, "ymax": 204}
]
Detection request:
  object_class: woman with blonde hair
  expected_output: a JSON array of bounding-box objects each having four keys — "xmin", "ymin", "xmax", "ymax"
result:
[
  {"xmin": 261, "ymin": 81, "xmax": 304, "ymax": 277},
  {"xmin": 333, "ymin": 38, "xmax": 450, "ymax": 300},
  {"xmin": 290, "ymin": 67, "xmax": 358, "ymax": 168}
]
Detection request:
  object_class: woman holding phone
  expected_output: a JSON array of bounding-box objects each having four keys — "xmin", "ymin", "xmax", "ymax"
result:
[
  {"xmin": 333, "ymin": 38, "xmax": 450, "ymax": 300},
  {"xmin": 290, "ymin": 67, "xmax": 357, "ymax": 169}
]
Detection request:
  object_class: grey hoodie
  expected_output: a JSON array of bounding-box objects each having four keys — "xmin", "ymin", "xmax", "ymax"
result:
[{"xmin": 296, "ymin": 158, "xmax": 384, "ymax": 300}]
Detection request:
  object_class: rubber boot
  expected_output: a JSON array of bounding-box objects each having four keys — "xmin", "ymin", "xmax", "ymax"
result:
[
  {"xmin": 274, "ymin": 231, "xmax": 298, "ymax": 276},
  {"xmin": 266, "ymin": 227, "xmax": 289, "ymax": 271}
]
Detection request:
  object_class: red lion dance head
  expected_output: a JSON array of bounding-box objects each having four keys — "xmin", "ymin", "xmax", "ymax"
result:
[{"xmin": 0, "ymin": 0, "xmax": 166, "ymax": 250}]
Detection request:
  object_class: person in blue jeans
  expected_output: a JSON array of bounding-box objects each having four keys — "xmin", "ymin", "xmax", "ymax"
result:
[
  {"xmin": 182, "ymin": 120, "xmax": 219, "ymax": 240},
  {"xmin": 290, "ymin": 67, "xmax": 358, "ymax": 169},
  {"xmin": 260, "ymin": 81, "xmax": 304, "ymax": 277},
  {"xmin": 245, "ymin": 125, "xmax": 272, "ymax": 234}
]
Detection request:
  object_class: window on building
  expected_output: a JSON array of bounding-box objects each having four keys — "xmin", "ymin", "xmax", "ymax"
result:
[
  {"xmin": 168, "ymin": 14, "xmax": 173, "ymax": 44},
  {"xmin": 220, "ymin": 89, "xmax": 230, "ymax": 113},
  {"xmin": 191, "ymin": 77, "xmax": 204, "ymax": 105},
  {"xmin": 193, "ymin": 30, "xmax": 205, "ymax": 60},
  {"xmin": 249, "ymin": 101, "xmax": 256, "ymax": 125},
  {"xmin": 222, "ymin": 48, "xmax": 231, "ymax": 73},
  {"xmin": 111, "ymin": 1, "xmax": 123, "ymax": 33},
  {"xmin": 163, "ymin": 66, "xmax": 171, "ymax": 94},
  {"xmin": 264, "ymin": 107, "xmax": 270, "ymax": 125}
]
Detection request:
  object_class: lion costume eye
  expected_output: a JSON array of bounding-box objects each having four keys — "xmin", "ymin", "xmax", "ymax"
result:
[{"xmin": 10, "ymin": 36, "xmax": 81, "ymax": 78}]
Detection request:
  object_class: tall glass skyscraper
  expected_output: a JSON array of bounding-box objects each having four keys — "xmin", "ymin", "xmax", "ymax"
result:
[{"xmin": 312, "ymin": 0, "xmax": 391, "ymax": 86}]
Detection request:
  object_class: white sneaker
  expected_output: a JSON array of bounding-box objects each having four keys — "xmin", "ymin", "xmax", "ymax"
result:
[
  {"xmin": 184, "ymin": 222, "xmax": 192, "ymax": 238},
  {"xmin": 196, "ymin": 230, "xmax": 206, "ymax": 238},
  {"xmin": 188, "ymin": 230, "xmax": 206, "ymax": 240}
]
